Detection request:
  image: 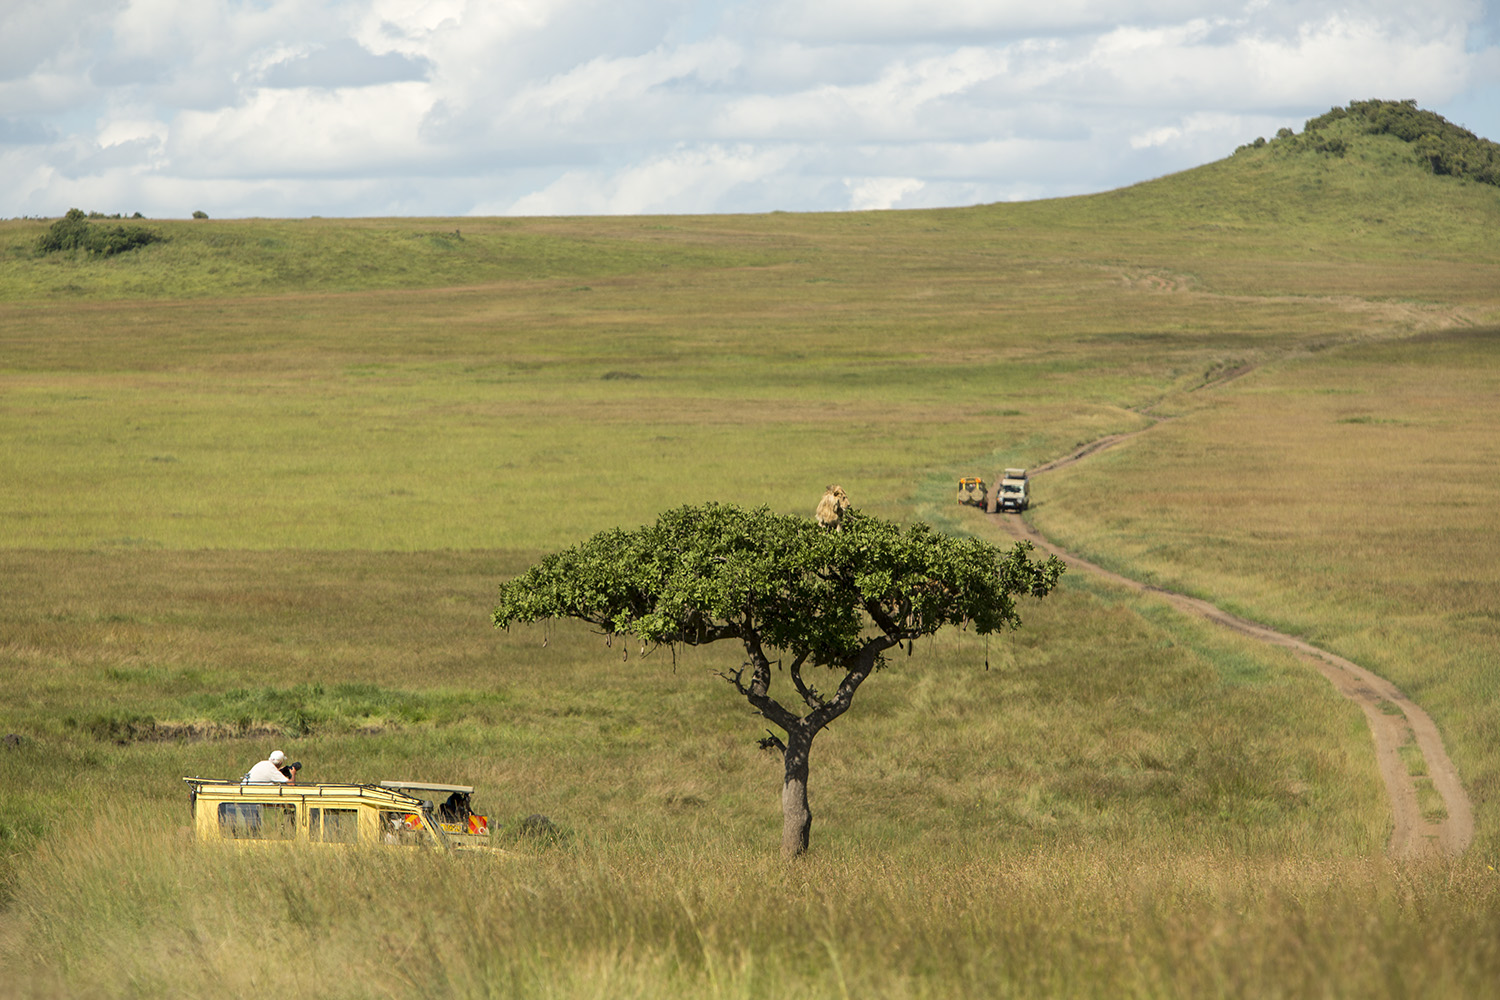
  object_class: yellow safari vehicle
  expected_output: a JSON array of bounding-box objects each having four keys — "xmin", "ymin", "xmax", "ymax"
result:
[
  {"xmin": 956, "ymin": 476, "xmax": 987, "ymax": 507},
  {"xmin": 183, "ymin": 777, "xmax": 493, "ymax": 851}
]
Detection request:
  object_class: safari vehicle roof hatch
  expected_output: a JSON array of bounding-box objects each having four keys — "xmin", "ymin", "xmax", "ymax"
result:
[{"xmin": 380, "ymin": 780, "xmax": 475, "ymax": 795}]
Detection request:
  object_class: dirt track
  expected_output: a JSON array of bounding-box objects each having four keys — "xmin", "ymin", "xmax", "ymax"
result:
[{"xmin": 997, "ymin": 442, "xmax": 1474, "ymax": 860}]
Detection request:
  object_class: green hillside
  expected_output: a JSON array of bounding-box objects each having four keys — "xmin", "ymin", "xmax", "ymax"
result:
[
  {"xmin": 2, "ymin": 103, "xmax": 1499, "ymax": 997},
  {"xmin": 4, "ymin": 99, "xmax": 1499, "ymax": 304}
]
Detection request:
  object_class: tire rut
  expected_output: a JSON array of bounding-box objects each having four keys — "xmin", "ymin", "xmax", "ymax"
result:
[{"xmin": 994, "ymin": 444, "xmax": 1475, "ymax": 860}]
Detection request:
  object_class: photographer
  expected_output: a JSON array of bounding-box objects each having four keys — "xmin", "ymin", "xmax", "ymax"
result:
[{"xmin": 244, "ymin": 749, "xmax": 300, "ymax": 784}]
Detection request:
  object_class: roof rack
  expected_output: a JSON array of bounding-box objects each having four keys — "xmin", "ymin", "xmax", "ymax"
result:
[{"xmin": 380, "ymin": 780, "xmax": 475, "ymax": 795}]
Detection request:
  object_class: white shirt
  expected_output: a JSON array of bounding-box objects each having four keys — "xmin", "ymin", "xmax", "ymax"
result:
[{"xmin": 245, "ymin": 759, "xmax": 289, "ymax": 783}]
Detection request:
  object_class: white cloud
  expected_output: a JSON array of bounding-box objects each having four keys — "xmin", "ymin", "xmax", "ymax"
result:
[
  {"xmin": 96, "ymin": 115, "xmax": 167, "ymax": 148},
  {"xmin": 759, "ymin": 0, "xmax": 1221, "ymax": 42},
  {"xmin": 1131, "ymin": 125, "xmax": 1182, "ymax": 149},
  {"xmin": 168, "ymin": 81, "xmax": 436, "ymax": 177},
  {"xmin": 0, "ymin": 0, "xmax": 119, "ymax": 84},
  {"xmin": 844, "ymin": 176, "xmax": 924, "ymax": 211},
  {"xmin": 496, "ymin": 143, "xmax": 796, "ymax": 215},
  {"xmin": 721, "ymin": 47, "xmax": 1012, "ymax": 140},
  {"xmin": 258, "ymin": 39, "xmax": 433, "ymax": 88},
  {"xmin": 504, "ymin": 38, "xmax": 740, "ymax": 130},
  {"xmin": 2, "ymin": 0, "xmax": 1498, "ymax": 218}
]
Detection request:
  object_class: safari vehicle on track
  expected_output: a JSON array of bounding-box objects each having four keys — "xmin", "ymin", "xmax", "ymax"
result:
[
  {"xmin": 184, "ymin": 777, "xmax": 492, "ymax": 851},
  {"xmin": 998, "ymin": 468, "xmax": 1030, "ymax": 512},
  {"xmin": 956, "ymin": 476, "xmax": 988, "ymax": 508}
]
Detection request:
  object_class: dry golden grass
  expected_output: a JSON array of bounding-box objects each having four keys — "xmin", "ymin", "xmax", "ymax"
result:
[
  {"xmin": 4, "ymin": 805, "xmax": 1498, "ymax": 1000},
  {"xmin": 1032, "ymin": 327, "xmax": 1500, "ymax": 850}
]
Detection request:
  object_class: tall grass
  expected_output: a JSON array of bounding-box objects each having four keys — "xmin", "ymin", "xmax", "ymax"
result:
[{"xmin": 6, "ymin": 805, "xmax": 1499, "ymax": 999}]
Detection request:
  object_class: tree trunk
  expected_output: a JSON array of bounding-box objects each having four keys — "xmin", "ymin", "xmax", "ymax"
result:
[{"xmin": 781, "ymin": 726, "xmax": 813, "ymax": 857}]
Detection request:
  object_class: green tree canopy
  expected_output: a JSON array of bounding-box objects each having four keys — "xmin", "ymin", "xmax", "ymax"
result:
[
  {"xmin": 36, "ymin": 208, "xmax": 163, "ymax": 257},
  {"xmin": 1302, "ymin": 100, "xmax": 1500, "ymax": 185},
  {"xmin": 493, "ymin": 502, "xmax": 1064, "ymax": 856}
]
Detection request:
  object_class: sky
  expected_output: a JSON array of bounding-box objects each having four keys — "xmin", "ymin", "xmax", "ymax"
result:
[{"xmin": 2, "ymin": 0, "xmax": 1498, "ymax": 219}]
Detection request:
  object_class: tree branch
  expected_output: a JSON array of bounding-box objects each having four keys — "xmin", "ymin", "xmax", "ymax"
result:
[
  {"xmin": 736, "ymin": 633, "xmax": 802, "ymax": 732},
  {"xmin": 807, "ymin": 638, "xmax": 898, "ymax": 732},
  {"xmin": 757, "ymin": 730, "xmax": 787, "ymax": 756},
  {"xmin": 717, "ymin": 665, "xmax": 752, "ymax": 697},
  {"xmin": 787, "ymin": 651, "xmax": 824, "ymax": 709},
  {"xmin": 864, "ymin": 596, "xmax": 903, "ymax": 639}
]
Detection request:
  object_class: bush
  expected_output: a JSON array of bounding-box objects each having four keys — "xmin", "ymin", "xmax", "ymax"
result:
[
  {"xmin": 1301, "ymin": 100, "xmax": 1500, "ymax": 186},
  {"xmin": 35, "ymin": 208, "xmax": 163, "ymax": 257},
  {"xmin": 35, "ymin": 209, "xmax": 92, "ymax": 253},
  {"xmin": 1312, "ymin": 137, "xmax": 1347, "ymax": 157}
]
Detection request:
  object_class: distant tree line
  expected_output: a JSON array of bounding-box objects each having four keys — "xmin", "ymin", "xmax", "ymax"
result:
[
  {"xmin": 36, "ymin": 208, "xmax": 164, "ymax": 257},
  {"xmin": 1240, "ymin": 100, "xmax": 1500, "ymax": 188}
]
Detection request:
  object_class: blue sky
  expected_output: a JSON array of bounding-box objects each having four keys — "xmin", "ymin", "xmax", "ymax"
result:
[{"xmin": 3, "ymin": 0, "xmax": 1497, "ymax": 218}]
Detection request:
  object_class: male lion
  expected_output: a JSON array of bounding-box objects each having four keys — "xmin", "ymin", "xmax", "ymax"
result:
[{"xmin": 815, "ymin": 485, "xmax": 850, "ymax": 529}]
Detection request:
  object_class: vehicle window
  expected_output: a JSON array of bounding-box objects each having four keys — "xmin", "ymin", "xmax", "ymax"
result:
[
  {"xmin": 380, "ymin": 810, "xmax": 428, "ymax": 846},
  {"xmin": 310, "ymin": 807, "xmax": 359, "ymax": 844},
  {"xmin": 218, "ymin": 802, "xmax": 298, "ymax": 840}
]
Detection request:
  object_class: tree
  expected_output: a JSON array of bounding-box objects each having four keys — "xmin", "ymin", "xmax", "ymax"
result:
[{"xmin": 491, "ymin": 502, "xmax": 1064, "ymax": 857}]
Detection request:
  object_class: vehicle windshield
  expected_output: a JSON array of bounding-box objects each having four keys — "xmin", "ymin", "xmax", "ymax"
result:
[{"xmin": 1003, "ymin": 483, "xmax": 1023, "ymax": 493}]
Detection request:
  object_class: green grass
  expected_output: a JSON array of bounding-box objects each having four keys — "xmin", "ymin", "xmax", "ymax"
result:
[
  {"xmin": 4, "ymin": 127, "xmax": 1500, "ymax": 996},
  {"xmin": 1400, "ymin": 743, "xmax": 1429, "ymax": 777},
  {"xmin": 0, "ymin": 550, "xmax": 1385, "ymax": 855},
  {"xmin": 0, "ymin": 216, "xmax": 794, "ymax": 301}
]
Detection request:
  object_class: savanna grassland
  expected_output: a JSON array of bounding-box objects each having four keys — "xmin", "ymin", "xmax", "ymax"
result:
[{"xmin": 3, "ymin": 112, "xmax": 1500, "ymax": 997}]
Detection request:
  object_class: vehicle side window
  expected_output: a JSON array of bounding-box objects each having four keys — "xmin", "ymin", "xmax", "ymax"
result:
[
  {"xmin": 380, "ymin": 810, "xmax": 428, "ymax": 846},
  {"xmin": 218, "ymin": 802, "xmax": 298, "ymax": 840},
  {"xmin": 309, "ymin": 807, "xmax": 359, "ymax": 844}
]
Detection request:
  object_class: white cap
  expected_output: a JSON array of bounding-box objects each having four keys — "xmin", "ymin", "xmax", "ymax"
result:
[{"xmin": 269, "ymin": 750, "xmax": 286, "ymax": 764}]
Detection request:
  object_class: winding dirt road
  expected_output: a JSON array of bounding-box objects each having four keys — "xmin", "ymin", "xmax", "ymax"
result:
[{"xmin": 995, "ymin": 438, "xmax": 1474, "ymax": 860}]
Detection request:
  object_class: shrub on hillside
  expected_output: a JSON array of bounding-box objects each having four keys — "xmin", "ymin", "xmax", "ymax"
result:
[
  {"xmin": 1311, "ymin": 136, "xmax": 1347, "ymax": 157},
  {"xmin": 36, "ymin": 208, "xmax": 164, "ymax": 257},
  {"xmin": 1303, "ymin": 99, "xmax": 1500, "ymax": 187}
]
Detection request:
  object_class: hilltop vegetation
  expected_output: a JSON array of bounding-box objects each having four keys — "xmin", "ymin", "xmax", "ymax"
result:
[
  {"xmin": 1291, "ymin": 99, "xmax": 1500, "ymax": 185},
  {"xmin": 33, "ymin": 207, "xmax": 163, "ymax": 257}
]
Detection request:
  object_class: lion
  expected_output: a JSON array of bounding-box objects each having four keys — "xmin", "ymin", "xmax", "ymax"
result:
[{"xmin": 815, "ymin": 485, "xmax": 850, "ymax": 529}]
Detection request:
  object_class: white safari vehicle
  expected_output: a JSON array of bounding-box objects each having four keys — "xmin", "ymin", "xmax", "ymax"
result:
[
  {"xmin": 998, "ymin": 468, "xmax": 1030, "ymax": 512},
  {"xmin": 184, "ymin": 777, "xmax": 493, "ymax": 851}
]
